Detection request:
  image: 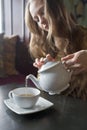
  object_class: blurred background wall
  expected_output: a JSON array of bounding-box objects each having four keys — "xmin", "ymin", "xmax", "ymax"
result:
[{"xmin": 64, "ymin": 0, "xmax": 87, "ymax": 26}]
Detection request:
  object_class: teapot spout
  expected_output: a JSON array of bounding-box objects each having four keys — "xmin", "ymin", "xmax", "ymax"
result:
[{"xmin": 25, "ymin": 74, "xmax": 42, "ymax": 90}]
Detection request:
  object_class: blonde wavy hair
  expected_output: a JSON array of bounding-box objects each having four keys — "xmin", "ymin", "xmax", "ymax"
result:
[{"xmin": 25, "ymin": 0, "xmax": 58, "ymax": 59}]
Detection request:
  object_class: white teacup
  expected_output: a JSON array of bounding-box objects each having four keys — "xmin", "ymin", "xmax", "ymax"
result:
[{"xmin": 8, "ymin": 87, "xmax": 40, "ymax": 108}]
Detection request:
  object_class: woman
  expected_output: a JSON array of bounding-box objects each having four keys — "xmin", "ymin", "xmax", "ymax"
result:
[{"xmin": 25, "ymin": 0, "xmax": 87, "ymax": 100}]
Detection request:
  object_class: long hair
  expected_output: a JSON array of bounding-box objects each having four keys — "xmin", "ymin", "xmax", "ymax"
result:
[
  {"xmin": 25, "ymin": 1, "xmax": 41, "ymax": 35},
  {"xmin": 44, "ymin": 0, "xmax": 77, "ymax": 37},
  {"xmin": 25, "ymin": 1, "xmax": 58, "ymax": 59},
  {"xmin": 44, "ymin": 0, "xmax": 81, "ymax": 55}
]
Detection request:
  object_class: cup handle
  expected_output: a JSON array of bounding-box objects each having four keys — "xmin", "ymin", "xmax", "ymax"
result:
[{"xmin": 8, "ymin": 91, "xmax": 13, "ymax": 99}]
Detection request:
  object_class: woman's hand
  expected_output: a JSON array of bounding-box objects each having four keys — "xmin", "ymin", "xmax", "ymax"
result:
[
  {"xmin": 33, "ymin": 54, "xmax": 56, "ymax": 69},
  {"xmin": 61, "ymin": 50, "xmax": 87, "ymax": 75}
]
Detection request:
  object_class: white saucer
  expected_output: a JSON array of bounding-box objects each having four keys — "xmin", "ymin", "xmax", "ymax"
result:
[{"xmin": 4, "ymin": 97, "xmax": 54, "ymax": 115}]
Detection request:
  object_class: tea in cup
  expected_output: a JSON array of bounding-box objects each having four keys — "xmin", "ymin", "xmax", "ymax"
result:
[{"xmin": 8, "ymin": 87, "xmax": 40, "ymax": 108}]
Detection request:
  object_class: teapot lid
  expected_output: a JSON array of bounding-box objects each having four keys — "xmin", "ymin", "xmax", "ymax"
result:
[{"xmin": 38, "ymin": 61, "xmax": 61, "ymax": 73}]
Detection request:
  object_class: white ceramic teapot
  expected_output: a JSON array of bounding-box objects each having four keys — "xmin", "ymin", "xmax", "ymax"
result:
[{"xmin": 26, "ymin": 61, "xmax": 72, "ymax": 95}]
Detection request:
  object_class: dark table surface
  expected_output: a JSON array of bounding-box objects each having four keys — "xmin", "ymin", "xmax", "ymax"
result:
[{"xmin": 0, "ymin": 83, "xmax": 87, "ymax": 130}]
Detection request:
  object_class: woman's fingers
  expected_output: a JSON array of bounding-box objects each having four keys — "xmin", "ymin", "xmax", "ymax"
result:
[
  {"xmin": 33, "ymin": 57, "xmax": 46, "ymax": 69},
  {"xmin": 33, "ymin": 62, "xmax": 44, "ymax": 69},
  {"xmin": 61, "ymin": 54, "xmax": 77, "ymax": 67},
  {"xmin": 62, "ymin": 59, "xmax": 75, "ymax": 69},
  {"xmin": 61, "ymin": 54, "xmax": 74, "ymax": 61},
  {"xmin": 33, "ymin": 54, "xmax": 56, "ymax": 69}
]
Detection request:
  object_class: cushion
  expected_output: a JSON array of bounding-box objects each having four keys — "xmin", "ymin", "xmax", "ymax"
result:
[
  {"xmin": 0, "ymin": 33, "xmax": 5, "ymax": 77},
  {"xmin": 0, "ymin": 34, "xmax": 19, "ymax": 77}
]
